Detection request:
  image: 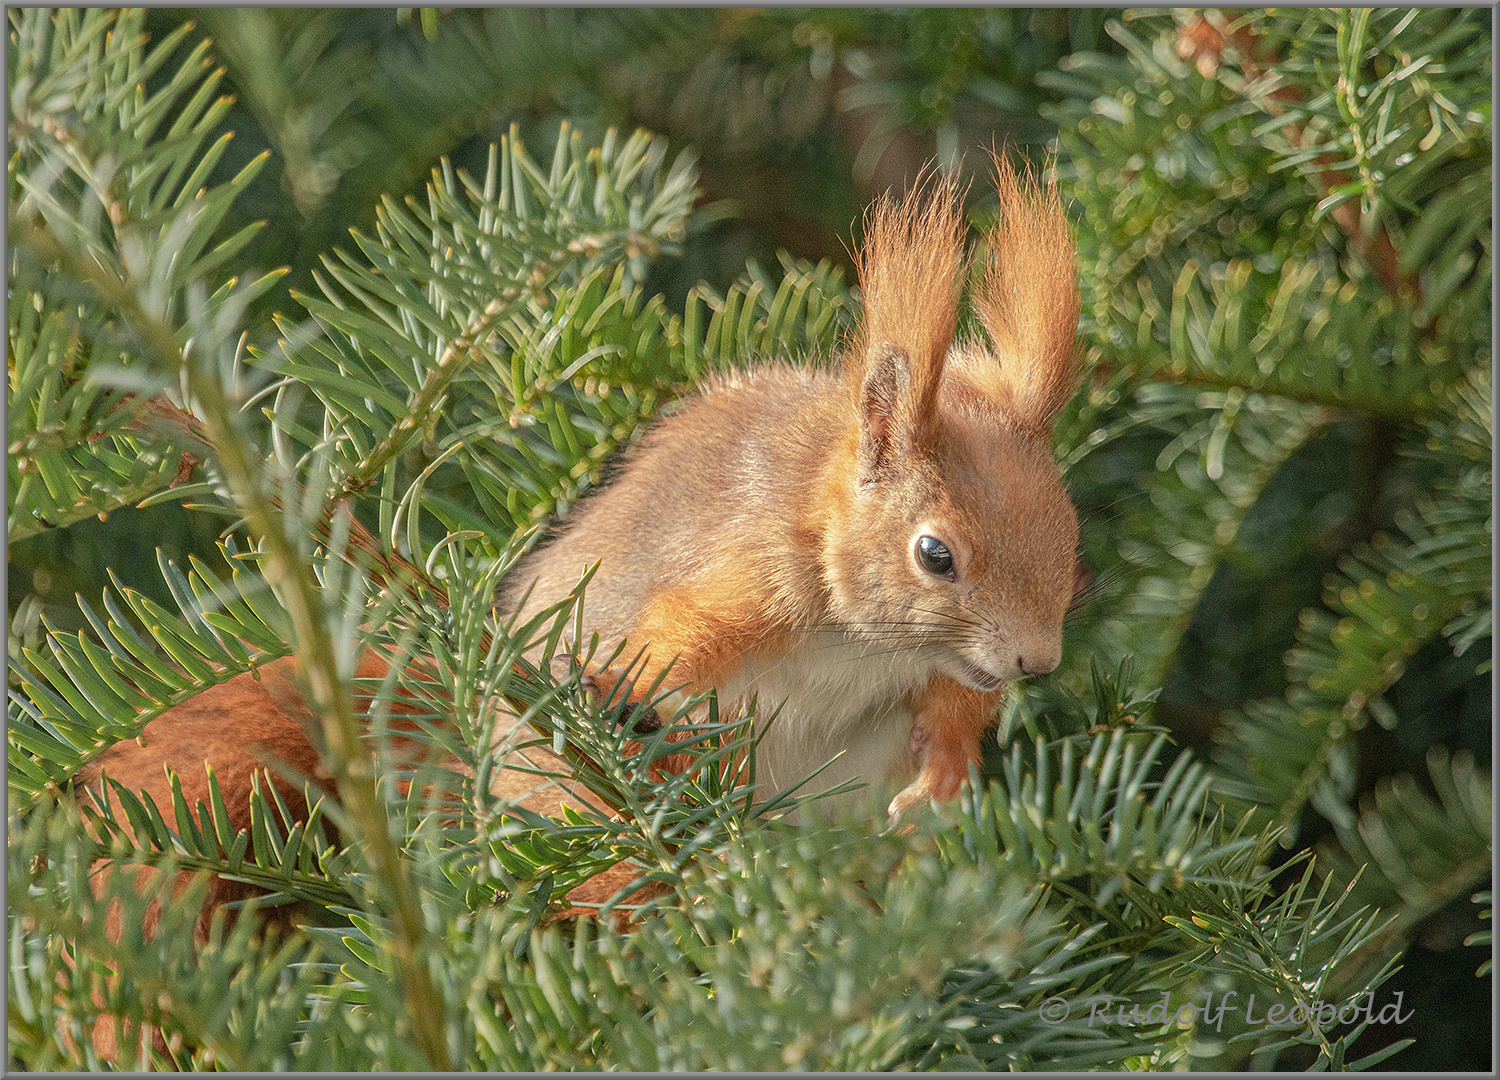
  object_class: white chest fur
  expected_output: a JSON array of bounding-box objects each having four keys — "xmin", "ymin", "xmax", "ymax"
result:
[{"xmin": 713, "ymin": 633, "xmax": 938, "ymax": 814}]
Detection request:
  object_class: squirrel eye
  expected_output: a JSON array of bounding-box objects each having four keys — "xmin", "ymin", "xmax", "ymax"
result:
[{"xmin": 916, "ymin": 536, "xmax": 955, "ymax": 579}]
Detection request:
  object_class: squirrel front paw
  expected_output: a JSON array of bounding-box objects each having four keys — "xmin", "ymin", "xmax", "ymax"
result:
[
  {"xmin": 581, "ymin": 669, "xmax": 663, "ymax": 735},
  {"xmin": 886, "ymin": 753, "xmax": 970, "ymax": 820}
]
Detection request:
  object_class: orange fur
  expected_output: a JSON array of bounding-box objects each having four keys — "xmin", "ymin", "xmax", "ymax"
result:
[
  {"xmin": 71, "ymin": 650, "xmax": 645, "ymax": 1064},
  {"xmin": 74, "ymin": 659, "xmax": 332, "ymax": 1063},
  {"xmin": 78, "ymin": 653, "xmax": 633, "ymax": 887},
  {"xmin": 593, "ymin": 579, "xmax": 792, "ymax": 698},
  {"xmin": 579, "ymin": 583, "xmax": 789, "ymax": 801},
  {"xmin": 81, "ymin": 656, "xmax": 336, "ymax": 880},
  {"xmin": 506, "ymin": 155, "xmax": 1081, "ymax": 821}
]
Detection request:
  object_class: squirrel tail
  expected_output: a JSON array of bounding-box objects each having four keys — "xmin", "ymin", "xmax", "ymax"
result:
[{"xmin": 970, "ymin": 150, "xmax": 1081, "ymax": 430}]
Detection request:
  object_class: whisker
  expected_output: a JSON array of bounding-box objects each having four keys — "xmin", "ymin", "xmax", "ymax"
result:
[
  {"xmin": 907, "ymin": 605, "xmax": 987, "ymax": 630},
  {"xmin": 814, "ymin": 629, "xmax": 971, "ymax": 651},
  {"xmin": 1066, "ymin": 561, "xmax": 1138, "ymax": 617},
  {"xmin": 1079, "ymin": 487, "xmax": 1150, "ymax": 525},
  {"xmin": 800, "ymin": 619, "xmax": 968, "ymax": 633},
  {"xmin": 822, "ymin": 641, "xmax": 961, "ymax": 664},
  {"xmin": 797, "ymin": 617, "xmax": 975, "ymax": 663},
  {"xmin": 845, "ymin": 588, "xmax": 986, "ymax": 629},
  {"xmin": 951, "ymin": 594, "xmax": 1001, "ymax": 630},
  {"xmin": 853, "ymin": 596, "xmax": 987, "ymax": 632},
  {"xmin": 822, "ymin": 633, "xmax": 972, "ymax": 651}
]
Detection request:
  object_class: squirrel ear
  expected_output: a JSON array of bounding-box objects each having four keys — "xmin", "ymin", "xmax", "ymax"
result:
[
  {"xmin": 847, "ymin": 170, "xmax": 967, "ymax": 435},
  {"xmin": 857, "ymin": 343, "xmax": 913, "ymax": 485},
  {"xmin": 971, "ymin": 152, "xmax": 1080, "ymax": 430}
]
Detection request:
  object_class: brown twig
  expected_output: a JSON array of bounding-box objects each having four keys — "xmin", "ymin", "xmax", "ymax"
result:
[{"xmin": 1175, "ymin": 13, "xmax": 1423, "ymax": 316}]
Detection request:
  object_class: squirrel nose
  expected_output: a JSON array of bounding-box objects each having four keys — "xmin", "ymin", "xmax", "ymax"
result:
[{"xmin": 1018, "ymin": 650, "xmax": 1060, "ymax": 677}]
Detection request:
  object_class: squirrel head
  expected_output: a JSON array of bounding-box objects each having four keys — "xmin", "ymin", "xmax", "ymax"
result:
[{"xmin": 823, "ymin": 157, "xmax": 1081, "ymax": 689}]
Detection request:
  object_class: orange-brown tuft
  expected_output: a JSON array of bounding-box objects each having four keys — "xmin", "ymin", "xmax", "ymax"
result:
[
  {"xmin": 971, "ymin": 151, "xmax": 1080, "ymax": 429},
  {"xmin": 847, "ymin": 169, "xmax": 969, "ymax": 420}
]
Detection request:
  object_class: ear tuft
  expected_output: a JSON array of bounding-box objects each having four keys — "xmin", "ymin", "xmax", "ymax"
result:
[
  {"xmin": 971, "ymin": 152, "xmax": 1081, "ymax": 430},
  {"xmin": 847, "ymin": 169, "xmax": 968, "ymax": 428}
]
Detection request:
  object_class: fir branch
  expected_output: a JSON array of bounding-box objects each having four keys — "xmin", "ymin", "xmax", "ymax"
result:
[
  {"xmin": 1214, "ymin": 445, "xmax": 1491, "ymax": 838},
  {"xmin": 1173, "ymin": 12, "xmax": 1419, "ymax": 308},
  {"xmin": 13, "ymin": 166, "xmax": 455, "ymax": 1074},
  {"xmin": 8, "ymin": 554, "xmax": 294, "ymax": 808}
]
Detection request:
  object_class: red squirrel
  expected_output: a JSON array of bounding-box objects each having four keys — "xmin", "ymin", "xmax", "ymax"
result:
[
  {"xmin": 505, "ymin": 157, "xmax": 1081, "ymax": 818},
  {"xmin": 76, "ymin": 155, "xmax": 1079, "ymax": 892}
]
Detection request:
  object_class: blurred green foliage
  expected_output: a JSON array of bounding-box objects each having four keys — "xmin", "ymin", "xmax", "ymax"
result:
[{"xmin": 8, "ymin": 7, "xmax": 1489, "ymax": 1071}]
